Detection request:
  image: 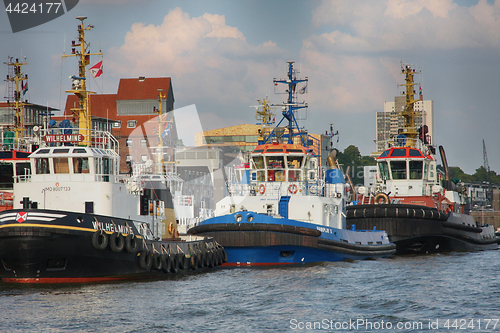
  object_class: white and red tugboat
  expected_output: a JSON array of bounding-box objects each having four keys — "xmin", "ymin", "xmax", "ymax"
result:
[{"xmin": 347, "ymin": 63, "xmax": 499, "ymax": 254}]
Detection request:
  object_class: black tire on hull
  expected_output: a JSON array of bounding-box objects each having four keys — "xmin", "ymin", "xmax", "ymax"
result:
[
  {"xmin": 190, "ymin": 254, "xmax": 198, "ymax": 270},
  {"xmin": 170, "ymin": 255, "xmax": 179, "ymax": 274},
  {"xmin": 138, "ymin": 250, "xmax": 152, "ymax": 271},
  {"xmin": 125, "ymin": 234, "xmax": 139, "ymax": 254},
  {"xmin": 92, "ymin": 230, "xmax": 108, "ymax": 250},
  {"xmin": 177, "ymin": 253, "xmax": 189, "ymax": 270},
  {"xmin": 110, "ymin": 233, "xmax": 125, "ymax": 252},
  {"xmin": 152, "ymin": 253, "xmax": 162, "ymax": 271},
  {"xmin": 161, "ymin": 254, "xmax": 172, "ymax": 273}
]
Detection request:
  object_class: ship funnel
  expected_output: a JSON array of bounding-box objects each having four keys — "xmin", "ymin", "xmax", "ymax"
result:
[
  {"xmin": 327, "ymin": 149, "xmax": 339, "ymax": 169},
  {"xmin": 439, "ymin": 145, "xmax": 457, "ymax": 191},
  {"xmin": 438, "ymin": 145, "xmax": 449, "ymax": 181}
]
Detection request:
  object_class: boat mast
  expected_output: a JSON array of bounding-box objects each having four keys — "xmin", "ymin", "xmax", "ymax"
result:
[
  {"xmin": 154, "ymin": 88, "xmax": 166, "ymax": 174},
  {"xmin": 4, "ymin": 57, "xmax": 28, "ymax": 140},
  {"xmin": 398, "ymin": 62, "xmax": 422, "ymax": 147},
  {"xmin": 62, "ymin": 17, "xmax": 102, "ymax": 147},
  {"xmin": 272, "ymin": 61, "xmax": 308, "ymax": 145}
]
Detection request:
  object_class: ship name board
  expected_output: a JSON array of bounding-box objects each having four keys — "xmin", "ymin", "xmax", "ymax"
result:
[
  {"xmin": 42, "ymin": 134, "xmax": 84, "ymax": 143},
  {"xmin": 92, "ymin": 221, "xmax": 134, "ymax": 235}
]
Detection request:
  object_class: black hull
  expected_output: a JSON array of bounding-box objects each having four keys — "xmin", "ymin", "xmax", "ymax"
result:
[
  {"xmin": 0, "ymin": 209, "xmax": 226, "ymax": 283},
  {"xmin": 346, "ymin": 204, "xmax": 499, "ymax": 255}
]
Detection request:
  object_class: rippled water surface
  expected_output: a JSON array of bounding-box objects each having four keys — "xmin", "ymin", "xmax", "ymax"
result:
[{"xmin": 1, "ymin": 250, "xmax": 500, "ymax": 332}]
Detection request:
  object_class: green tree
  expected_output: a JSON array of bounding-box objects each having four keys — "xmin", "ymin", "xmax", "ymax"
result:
[{"xmin": 337, "ymin": 145, "xmax": 376, "ymax": 186}]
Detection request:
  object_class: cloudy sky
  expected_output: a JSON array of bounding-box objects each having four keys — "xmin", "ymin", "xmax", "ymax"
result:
[{"xmin": 1, "ymin": 0, "xmax": 499, "ymax": 174}]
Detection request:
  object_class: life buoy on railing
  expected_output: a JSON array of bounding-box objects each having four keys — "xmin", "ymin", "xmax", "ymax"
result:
[
  {"xmin": 187, "ymin": 197, "xmax": 192, "ymax": 205},
  {"xmin": 288, "ymin": 184, "xmax": 298, "ymax": 194},
  {"xmin": 168, "ymin": 222, "xmax": 175, "ymax": 235},
  {"xmin": 259, "ymin": 184, "xmax": 266, "ymax": 194},
  {"xmin": 374, "ymin": 192, "xmax": 390, "ymax": 205}
]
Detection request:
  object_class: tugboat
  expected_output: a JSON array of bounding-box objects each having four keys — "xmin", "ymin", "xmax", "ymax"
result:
[
  {"xmin": 0, "ymin": 57, "xmax": 41, "ymax": 212},
  {"xmin": 0, "ymin": 17, "xmax": 225, "ymax": 283},
  {"xmin": 188, "ymin": 61, "xmax": 395, "ymax": 266},
  {"xmin": 347, "ymin": 62, "xmax": 499, "ymax": 254}
]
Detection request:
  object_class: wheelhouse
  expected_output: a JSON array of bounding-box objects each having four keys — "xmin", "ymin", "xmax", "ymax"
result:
[
  {"xmin": 249, "ymin": 143, "xmax": 317, "ymax": 183},
  {"xmin": 376, "ymin": 147, "xmax": 437, "ymax": 183}
]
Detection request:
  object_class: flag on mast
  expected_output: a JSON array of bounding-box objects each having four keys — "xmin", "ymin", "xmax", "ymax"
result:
[{"xmin": 89, "ymin": 60, "xmax": 103, "ymax": 78}]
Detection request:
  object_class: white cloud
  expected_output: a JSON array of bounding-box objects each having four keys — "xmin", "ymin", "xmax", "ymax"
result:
[
  {"xmin": 309, "ymin": 0, "xmax": 500, "ymax": 52},
  {"xmin": 106, "ymin": 7, "xmax": 286, "ymax": 129}
]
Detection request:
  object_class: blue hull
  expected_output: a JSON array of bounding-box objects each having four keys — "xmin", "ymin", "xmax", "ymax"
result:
[
  {"xmin": 189, "ymin": 211, "xmax": 396, "ymax": 266},
  {"xmin": 223, "ymin": 245, "xmax": 371, "ymax": 266}
]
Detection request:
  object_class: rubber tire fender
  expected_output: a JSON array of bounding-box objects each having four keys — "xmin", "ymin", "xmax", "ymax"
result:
[
  {"xmin": 138, "ymin": 250, "xmax": 152, "ymax": 271},
  {"xmin": 161, "ymin": 254, "xmax": 172, "ymax": 273},
  {"xmin": 92, "ymin": 230, "xmax": 108, "ymax": 250},
  {"xmin": 152, "ymin": 253, "xmax": 162, "ymax": 271},
  {"xmin": 125, "ymin": 234, "xmax": 139, "ymax": 254},
  {"xmin": 190, "ymin": 254, "xmax": 198, "ymax": 270},
  {"xmin": 170, "ymin": 255, "xmax": 179, "ymax": 274},
  {"xmin": 110, "ymin": 232, "xmax": 125, "ymax": 252}
]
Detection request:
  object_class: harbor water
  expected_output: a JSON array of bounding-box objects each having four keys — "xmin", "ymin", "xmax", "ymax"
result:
[{"xmin": 1, "ymin": 250, "xmax": 499, "ymax": 332}]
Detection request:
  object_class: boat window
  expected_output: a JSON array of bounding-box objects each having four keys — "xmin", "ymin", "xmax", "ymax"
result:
[
  {"xmin": 0, "ymin": 162, "xmax": 13, "ymax": 189},
  {"xmin": 54, "ymin": 149, "xmax": 70, "ymax": 154},
  {"xmin": 102, "ymin": 157, "xmax": 110, "ymax": 182},
  {"xmin": 73, "ymin": 157, "xmax": 90, "ymax": 174},
  {"xmin": 35, "ymin": 158, "xmax": 50, "ymax": 174},
  {"xmin": 378, "ymin": 162, "xmax": 390, "ymax": 180},
  {"xmin": 379, "ymin": 150, "xmax": 390, "ymax": 158},
  {"xmin": 15, "ymin": 162, "xmax": 30, "ymax": 177},
  {"xmin": 287, "ymin": 156, "xmax": 303, "ymax": 169},
  {"xmin": 94, "ymin": 157, "xmax": 101, "ymax": 175},
  {"xmin": 423, "ymin": 162, "xmax": 429, "ymax": 180},
  {"xmin": 409, "ymin": 161, "xmax": 423, "ymax": 179},
  {"xmin": 252, "ymin": 149, "xmax": 264, "ymax": 153},
  {"xmin": 409, "ymin": 149, "xmax": 423, "ymax": 157},
  {"xmin": 390, "ymin": 161, "xmax": 407, "ymax": 180},
  {"xmin": 15, "ymin": 151, "xmax": 30, "ymax": 158},
  {"xmin": 390, "ymin": 149, "xmax": 407, "ymax": 157},
  {"xmin": 54, "ymin": 157, "xmax": 70, "ymax": 174},
  {"xmin": 73, "ymin": 148, "xmax": 87, "ymax": 154},
  {"xmin": 0, "ymin": 151, "xmax": 13, "ymax": 158},
  {"xmin": 267, "ymin": 170, "xmax": 284, "ymax": 182},
  {"xmin": 267, "ymin": 156, "xmax": 284, "ymax": 169},
  {"xmin": 288, "ymin": 170, "xmax": 302, "ymax": 181},
  {"xmin": 266, "ymin": 149, "xmax": 284, "ymax": 153},
  {"xmin": 36, "ymin": 149, "xmax": 50, "ymax": 154},
  {"xmin": 252, "ymin": 156, "xmax": 265, "ymax": 169},
  {"xmin": 256, "ymin": 170, "xmax": 265, "ymax": 181},
  {"xmin": 286, "ymin": 149, "xmax": 303, "ymax": 153}
]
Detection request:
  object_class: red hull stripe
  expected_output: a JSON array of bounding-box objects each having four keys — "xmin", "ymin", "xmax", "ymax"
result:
[
  {"xmin": 221, "ymin": 262, "xmax": 294, "ymax": 267},
  {"xmin": 2, "ymin": 276, "xmax": 142, "ymax": 284}
]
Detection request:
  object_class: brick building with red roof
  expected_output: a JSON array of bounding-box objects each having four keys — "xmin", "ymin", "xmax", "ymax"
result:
[{"xmin": 55, "ymin": 77, "xmax": 175, "ymax": 172}]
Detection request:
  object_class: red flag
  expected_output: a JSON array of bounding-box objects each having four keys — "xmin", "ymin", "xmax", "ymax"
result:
[{"xmin": 89, "ymin": 60, "xmax": 103, "ymax": 78}]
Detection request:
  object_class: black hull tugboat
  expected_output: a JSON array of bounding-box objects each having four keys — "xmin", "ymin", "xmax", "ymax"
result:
[
  {"xmin": 0, "ymin": 17, "xmax": 225, "ymax": 283},
  {"xmin": 347, "ymin": 63, "xmax": 499, "ymax": 254}
]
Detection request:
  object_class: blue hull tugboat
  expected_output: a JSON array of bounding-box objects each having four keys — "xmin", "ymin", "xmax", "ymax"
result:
[{"xmin": 188, "ymin": 61, "xmax": 395, "ymax": 266}]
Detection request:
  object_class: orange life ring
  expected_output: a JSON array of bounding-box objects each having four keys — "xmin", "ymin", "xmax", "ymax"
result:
[
  {"xmin": 168, "ymin": 222, "xmax": 175, "ymax": 235},
  {"xmin": 374, "ymin": 192, "xmax": 390, "ymax": 205},
  {"xmin": 187, "ymin": 197, "xmax": 192, "ymax": 205},
  {"xmin": 288, "ymin": 184, "xmax": 298, "ymax": 194},
  {"xmin": 259, "ymin": 184, "xmax": 266, "ymax": 194}
]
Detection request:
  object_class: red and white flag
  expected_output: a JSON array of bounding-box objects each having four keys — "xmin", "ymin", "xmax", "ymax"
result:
[{"xmin": 89, "ymin": 60, "xmax": 103, "ymax": 78}]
